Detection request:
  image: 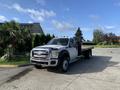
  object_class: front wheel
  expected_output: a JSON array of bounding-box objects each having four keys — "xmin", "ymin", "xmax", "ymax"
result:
[{"xmin": 58, "ymin": 57, "xmax": 69, "ymax": 73}]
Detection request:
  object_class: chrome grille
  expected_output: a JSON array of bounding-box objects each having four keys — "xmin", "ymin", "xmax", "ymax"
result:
[{"xmin": 32, "ymin": 50, "xmax": 49, "ymax": 59}]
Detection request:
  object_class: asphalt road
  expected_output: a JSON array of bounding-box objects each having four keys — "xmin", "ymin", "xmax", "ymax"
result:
[{"xmin": 0, "ymin": 48, "xmax": 120, "ymax": 90}]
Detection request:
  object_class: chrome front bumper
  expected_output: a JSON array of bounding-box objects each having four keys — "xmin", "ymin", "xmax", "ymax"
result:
[{"xmin": 30, "ymin": 58, "xmax": 58, "ymax": 67}]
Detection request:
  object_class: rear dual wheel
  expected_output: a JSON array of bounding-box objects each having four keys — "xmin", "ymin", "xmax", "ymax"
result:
[{"xmin": 84, "ymin": 50, "xmax": 92, "ymax": 59}]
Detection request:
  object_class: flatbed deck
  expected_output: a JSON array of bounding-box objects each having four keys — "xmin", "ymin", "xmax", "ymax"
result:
[{"xmin": 81, "ymin": 46, "xmax": 94, "ymax": 52}]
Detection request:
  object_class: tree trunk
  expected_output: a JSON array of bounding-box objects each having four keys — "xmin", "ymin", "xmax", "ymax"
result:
[{"xmin": 77, "ymin": 42, "xmax": 81, "ymax": 56}]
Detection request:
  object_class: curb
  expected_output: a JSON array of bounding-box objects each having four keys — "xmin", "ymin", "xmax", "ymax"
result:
[
  {"xmin": 18, "ymin": 64, "xmax": 32, "ymax": 67},
  {"xmin": 0, "ymin": 65, "xmax": 18, "ymax": 68},
  {"xmin": 0, "ymin": 64, "xmax": 32, "ymax": 68}
]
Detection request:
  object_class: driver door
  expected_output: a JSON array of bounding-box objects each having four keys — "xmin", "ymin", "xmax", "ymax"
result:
[{"xmin": 67, "ymin": 39, "xmax": 78, "ymax": 61}]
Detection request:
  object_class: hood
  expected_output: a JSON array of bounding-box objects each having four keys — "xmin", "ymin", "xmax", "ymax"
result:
[
  {"xmin": 40, "ymin": 45, "xmax": 66, "ymax": 49},
  {"xmin": 32, "ymin": 45, "xmax": 66, "ymax": 51}
]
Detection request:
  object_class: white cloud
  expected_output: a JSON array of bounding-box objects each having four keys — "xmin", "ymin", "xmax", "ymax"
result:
[
  {"xmin": 0, "ymin": 15, "xmax": 8, "ymax": 22},
  {"xmin": 114, "ymin": 2, "xmax": 120, "ymax": 6},
  {"xmin": 104, "ymin": 25, "xmax": 116, "ymax": 29},
  {"xmin": 52, "ymin": 20, "xmax": 93, "ymax": 32},
  {"xmin": 28, "ymin": 21, "xmax": 33, "ymax": 23},
  {"xmin": 81, "ymin": 27, "xmax": 93, "ymax": 32},
  {"xmin": 36, "ymin": 0, "xmax": 46, "ymax": 6},
  {"xmin": 0, "ymin": 15, "xmax": 20, "ymax": 22},
  {"xmin": 52, "ymin": 20, "xmax": 75, "ymax": 31},
  {"xmin": 93, "ymin": 25, "xmax": 120, "ymax": 35},
  {"xmin": 65, "ymin": 8, "xmax": 70, "ymax": 12},
  {"xmin": 12, "ymin": 3, "xmax": 25, "ymax": 12},
  {"xmin": 13, "ymin": 17, "xmax": 20, "ymax": 22},
  {"xmin": 5, "ymin": 3, "xmax": 56, "ymax": 22},
  {"xmin": 89, "ymin": 14, "xmax": 100, "ymax": 20}
]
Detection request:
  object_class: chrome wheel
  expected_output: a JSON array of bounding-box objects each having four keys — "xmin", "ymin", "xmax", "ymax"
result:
[{"xmin": 62, "ymin": 60, "xmax": 68, "ymax": 71}]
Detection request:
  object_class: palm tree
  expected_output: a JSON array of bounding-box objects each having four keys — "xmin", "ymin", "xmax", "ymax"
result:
[
  {"xmin": 0, "ymin": 21, "xmax": 23, "ymax": 59},
  {"xmin": 0, "ymin": 21, "xmax": 32, "ymax": 59}
]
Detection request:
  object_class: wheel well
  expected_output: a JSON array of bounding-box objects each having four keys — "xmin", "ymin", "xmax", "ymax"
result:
[
  {"xmin": 58, "ymin": 50, "xmax": 70, "ymax": 60},
  {"xmin": 57, "ymin": 50, "xmax": 70, "ymax": 67}
]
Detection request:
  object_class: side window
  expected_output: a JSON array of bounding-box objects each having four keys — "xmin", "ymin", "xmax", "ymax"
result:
[{"xmin": 69, "ymin": 39, "xmax": 75, "ymax": 47}]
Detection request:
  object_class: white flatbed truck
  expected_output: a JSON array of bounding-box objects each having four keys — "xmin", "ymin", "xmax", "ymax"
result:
[{"xmin": 30, "ymin": 37, "xmax": 94, "ymax": 72}]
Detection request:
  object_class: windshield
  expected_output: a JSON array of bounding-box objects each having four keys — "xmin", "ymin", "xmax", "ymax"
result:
[{"xmin": 47, "ymin": 38, "xmax": 69, "ymax": 46}]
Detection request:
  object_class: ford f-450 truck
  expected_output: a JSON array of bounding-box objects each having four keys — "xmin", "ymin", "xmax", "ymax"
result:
[{"xmin": 30, "ymin": 38, "xmax": 93, "ymax": 72}]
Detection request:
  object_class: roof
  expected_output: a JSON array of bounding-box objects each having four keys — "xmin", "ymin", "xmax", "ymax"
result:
[{"xmin": 0, "ymin": 22, "xmax": 44, "ymax": 34}]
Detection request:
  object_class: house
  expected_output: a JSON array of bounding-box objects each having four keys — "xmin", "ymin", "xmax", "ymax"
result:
[
  {"xmin": 20, "ymin": 23, "xmax": 44, "ymax": 34},
  {"xmin": 0, "ymin": 22, "xmax": 44, "ymax": 35},
  {"xmin": 117, "ymin": 36, "xmax": 120, "ymax": 43}
]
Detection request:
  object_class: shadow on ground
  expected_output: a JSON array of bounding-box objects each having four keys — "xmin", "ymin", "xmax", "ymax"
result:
[
  {"xmin": 48, "ymin": 55, "xmax": 118, "ymax": 75},
  {"xmin": 66, "ymin": 55, "xmax": 118, "ymax": 75},
  {"xmin": 6, "ymin": 68, "xmax": 33, "ymax": 83}
]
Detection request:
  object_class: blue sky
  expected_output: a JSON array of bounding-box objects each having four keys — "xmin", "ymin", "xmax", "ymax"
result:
[{"xmin": 0, "ymin": 0, "xmax": 120, "ymax": 40}]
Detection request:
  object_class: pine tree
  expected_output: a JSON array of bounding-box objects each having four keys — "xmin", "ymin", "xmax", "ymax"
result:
[{"xmin": 75, "ymin": 27, "xmax": 83, "ymax": 55}]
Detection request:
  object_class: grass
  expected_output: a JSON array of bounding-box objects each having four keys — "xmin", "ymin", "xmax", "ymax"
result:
[
  {"xmin": 95, "ymin": 45, "xmax": 120, "ymax": 48},
  {"xmin": 83, "ymin": 44, "xmax": 120, "ymax": 48},
  {"xmin": 0, "ymin": 57, "xmax": 30, "ymax": 65}
]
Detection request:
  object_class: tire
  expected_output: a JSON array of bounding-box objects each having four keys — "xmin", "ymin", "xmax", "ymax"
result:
[
  {"xmin": 58, "ymin": 57, "xmax": 69, "ymax": 73},
  {"xmin": 34, "ymin": 65, "xmax": 42, "ymax": 69},
  {"xmin": 90, "ymin": 49, "xmax": 92, "ymax": 57},
  {"xmin": 84, "ymin": 50, "xmax": 92, "ymax": 59}
]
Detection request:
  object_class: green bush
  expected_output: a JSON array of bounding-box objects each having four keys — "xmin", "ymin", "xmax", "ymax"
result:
[
  {"xmin": 102, "ymin": 41, "xmax": 107, "ymax": 45},
  {"xmin": 33, "ymin": 34, "xmax": 55, "ymax": 47},
  {"xmin": 95, "ymin": 45, "xmax": 120, "ymax": 48},
  {"xmin": 34, "ymin": 34, "xmax": 42, "ymax": 47},
  {"xmin": 0, "ymin": 47, "xmax": 4, "ymax": 57}
]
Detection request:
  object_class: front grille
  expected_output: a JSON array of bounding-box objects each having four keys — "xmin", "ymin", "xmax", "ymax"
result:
[
  {"xmin": 32, "ymin": 57, "xmax": 49, "ymax": 60},
  {"xmin": 32, "ymin": 50, "xmax": 49, "ymax": 59}
]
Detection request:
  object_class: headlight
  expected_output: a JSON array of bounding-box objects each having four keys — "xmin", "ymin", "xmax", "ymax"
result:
[
  {"xmin": 51, "ymin": 50, "xmax": 59, "ymax": 58},
  {"xmin": 30, "ymin": 50, "xmax": 33, "ymax": 57}
]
